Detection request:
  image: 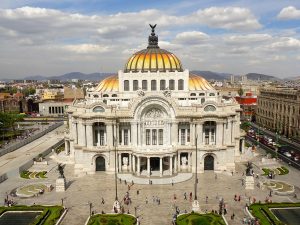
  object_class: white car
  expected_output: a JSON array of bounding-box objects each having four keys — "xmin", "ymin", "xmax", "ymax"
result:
[{"xmin": 283, "ymin": 152, "xmax": 292, "ymax": 157}]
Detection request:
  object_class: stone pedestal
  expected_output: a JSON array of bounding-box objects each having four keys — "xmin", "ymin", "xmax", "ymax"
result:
[
  {"xmin": 245, "ymin": 176, "xmax": 254, "ymax": 190},
  {"xmin": 56, "ymin": 178, "xmax": 66, "ymax": 192},
  {"xmin": 192, "ymin": 200, "xmax": 200, "ymax": 212}
]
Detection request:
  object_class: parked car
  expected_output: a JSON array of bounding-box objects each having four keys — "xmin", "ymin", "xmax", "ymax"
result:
[{"xmin": 283, "ymin": 152, "xmax": 292, "ymax": 158}]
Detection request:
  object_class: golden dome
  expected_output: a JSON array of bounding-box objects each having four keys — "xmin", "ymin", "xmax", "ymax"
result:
[
  {"xmin": 124, "ymin": 48, "xmax": 183, "ymax": 73},
  {"xmin": 94, "ymin": 75, "xmax": 118, "ymax": 92},
  {"xmin": 189, "ymin": 74, "xmax": 214, "ymax": 91},
  {"xmin": 124, "ymin": 24, "xmax": 183, "ymax": 73},
  {"xmin": 95, "ymin": 74, "xmax": 213, "ymax": 92}
]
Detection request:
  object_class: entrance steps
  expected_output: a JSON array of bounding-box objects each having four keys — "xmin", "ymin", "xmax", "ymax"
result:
[{"xmin": 117, "ymin": 173, "xmax": 192, "ymax": 185}]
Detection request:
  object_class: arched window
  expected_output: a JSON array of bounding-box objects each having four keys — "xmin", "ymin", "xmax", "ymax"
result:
[
  {"xmin": 160, "ymin": 80, "xmax": 166, "ymax": 90},
  {"xmin": 178, "ymin": 79, "xmax": 184, "ymax": 90},
  {"xmin": 133, "ymin": 80, "xmax": 138, "ymax": 91},
  {"xmin": 169, "ymin": 79, "xmax": 175, "ymax": 90},
  {"xmin": 209, "ymin": 93, "xmax": 215, "ymax": 96},
  {"xmin": 124, "ymin": 80, "xmax": 129, "ymax": 91},
  {"xmin": 199, "ymin": 93, "xmax": 205, "ymax": 96},
  {"xmin": 190, "ymin": 93, "xmax": 196, "ymax": 96},
  {"xmin": 93, "ymin": 95, "xmax": 99, "ymax": 98},
  {"xmin": 93, "ymin": 106, "xmax": 105, "ymax": 112},
  {"xmin": 204, "ymin": 105, "xmax": 216, "ymax": 112},
  {"xmin": 103, "ymin": 94, "xmax": 109, "ymax": 97},
  {"xmin": 142, "ymin": 80, "xmax": 147, "ymax": 91},
  {"xmin": 151, "ymin": 80, "xmax": 157, "ymax": 91},
  {"xmin": 112, "ymin": 94, "xmax": 117, "ymax": 97}
]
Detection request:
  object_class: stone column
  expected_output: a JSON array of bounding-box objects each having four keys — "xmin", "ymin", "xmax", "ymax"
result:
[
  {"xmin": 106, "ymin": 122, "xmax": 113, "ymax": 146},
  {"xmin": 171, "ymin": 122, "xmax": 178, "ymax": 145},
  {"xmin": 174, "ymin": 155, "xmax": 177, "ymax": 173},
  {"xmin": 216, "ymin": 122, "xmax": 223, "ymax": 146},
  {"xmin": 137, "ymin": 123, "xmax": 141, "ymax": 146},
  {"xmin": 132, "ymin": 155, "xmax": 136, "ymax": 173},
  {"xmin": 118, "ymin": 153, "xmax": 122, "ymax": 172},
  {"xmin": 64, "ymin": 140, "xmax": 69, "ymax": 155},
  {"xmin": 177, "ymin": 152, "xmax": 181, "ymax": 172},
  {"xmin": 121, "ymin": 129, "xmax": 124, "ymax": 145},
  {"xmin": 137, "ymin": 157, "xmax": 140, "ymax": 175},
  {"xmin": 190, "ymin": 123, "xmax": 195, "ymax": 145},
  {"xmin": 169, "ymin": 156, "xmax": 173, "ymax": 175},
  {"xmin": 188, "ymin": 153, "xmax": 191, "ymax": 172},
  {"xmin": 147, "ymin": 157, "xmax": 150, "ymax": 177},
  {"xmin": 77, "ymin": 121, "xmax": 85, "ymax": 146},
  {"xmin": 160, "ymin": 157, "xmax": 163, "ymax": 177},
  {"xmin": 129, "ymin": 154, "xmax": 132, "ymax": 172},
  {"xmin": 86, "ymin": 123, "xmax": 93, "ymax": 147},
  {"xmin": 97, "ymin": 130, "xmax": 100, "ymax": 146},
  {"xmin": 196, "ymin": 122, "xmax": 203, "ymax": 145},
  {"xmin": 131, "ymin": 122, "xmax": 137, "ymax": 147}
]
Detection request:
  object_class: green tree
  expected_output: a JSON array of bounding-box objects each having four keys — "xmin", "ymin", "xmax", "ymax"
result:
[
  {"xmin": 238, "ymin": 87, "xmax": 244, "ymax": 96},
  {"xmin": 0, "ymin": 113, "xmax": 25, "ymax": 140}
]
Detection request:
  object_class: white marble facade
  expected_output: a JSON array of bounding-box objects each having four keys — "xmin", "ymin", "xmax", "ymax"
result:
[{"xmin": 64, "ymin": 27, "xmax": 243, "ymax": 177}]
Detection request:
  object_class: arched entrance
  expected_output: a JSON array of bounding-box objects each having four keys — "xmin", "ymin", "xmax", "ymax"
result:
[
  {"xmin": 95, "ymin": 156, "xmax": 105, "ymax": 171},
  {"xmin": 204, "ymin": 155, "xmax": 214, "ymax": 170}
]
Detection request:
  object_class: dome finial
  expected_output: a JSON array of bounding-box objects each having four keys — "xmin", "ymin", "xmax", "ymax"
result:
[{"xmin": 148, "ymin": 24, "xmax": 159, "ymax": 48}]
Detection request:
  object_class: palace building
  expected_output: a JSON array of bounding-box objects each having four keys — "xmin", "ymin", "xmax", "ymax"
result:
[{"xmin": 64, "ymin": 25, "xmax": 243, "ymax": 177}]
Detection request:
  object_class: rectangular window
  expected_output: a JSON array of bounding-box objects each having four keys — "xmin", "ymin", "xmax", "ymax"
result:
[
  {"xmin": 169, "ymin": 80, "xmax": 175, "ymax": 90},
  {"xmin": 160, "ymin": 80, "xmax": 166, "ymax": 90},
  {"xmin": 94, "ymin": 130, "xmax": 98, "ymax": 146},
  {"xmin": 181, "ymin": 129, "xmax": 186, "ymax": 145},
  {"xmin": 146, "ymin": 129, "xmax": 150, "ymax": 145},
  {"xmin": 211, "ymin": 129, "xmax": 215, "ymax": 144},
  {"xmin": 124, "ymin": 80, "xmax": 129, "ymax": 91},
  {"xmin": 205, "ymin": 129, "xmax": 209, "ymax": 145},
  {"xmin": 159, "ymin": 129, "xmax": 163, "ymax": 145},
  {"xmin": 133, "ymin": 80, "xmax": 138, "ymax": 91},
  {"xmin": 142, "ymin": 80, "xmax": 147, "ymax": 91},
  {"xmin": 187, "ymin": 129, "xmax": 190, "ymax": 142},
  {"xmin": 152, "ymin": 129, "xmax": 157, "ymax": 145},
  {"xmin": 151, "ymin": 80, "xmax": 157, "ymax": 91},
  {"xmin": 124, "ymin": 129, "xmax": 128, "ymax": 145},
  {"xmin": 100, "ymin": 130, "xmax": 105, "ymax": 145}
]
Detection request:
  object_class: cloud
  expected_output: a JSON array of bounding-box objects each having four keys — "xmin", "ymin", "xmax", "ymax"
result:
[
  {"xmin": 267, "ymin": 37, "xmax": 300, "ymax": 50},
  {"xmin": 224, "ymin": 34, "xmax": 271, "ymax": 44},
  {"xmin": 278, "ymin": 6, "xmax": 300, "ymax": 20},
  {"xmin": 174, "ymin": 31, "xmax": 209, "ymax": 45},
  {"xmin": 191, "ymin": 7, "xmax": 262, "ymax": 31},
  {"xmin": 63, "ymin": 44, "xmax": 113, "ymax": 54}
]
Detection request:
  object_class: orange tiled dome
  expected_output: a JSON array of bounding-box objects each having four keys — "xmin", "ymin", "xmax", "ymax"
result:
[
  {"xmin": 189, "ymin": 74, "xmax": 214, "ymax": 91},
  {"xmin": 124, "ymin": 48, "xmax": 183, "ymax": 73},
  {"xmin": 94, "ymin": 75, "xmax": 118, "ymax": 92}
]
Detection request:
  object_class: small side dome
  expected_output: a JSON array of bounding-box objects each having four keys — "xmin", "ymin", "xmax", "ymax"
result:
[
  {"xmin": 94, "ymin": 75, "xmax": 118, "ymax": 92},
  {"xmin": 189, "ymin": 74, "xmax": 214, "ymax": 91}
]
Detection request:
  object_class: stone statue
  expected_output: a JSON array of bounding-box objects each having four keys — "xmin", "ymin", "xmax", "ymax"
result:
[
  {"xmin": 58, "ymin": 164, "xmax": 65, "ymax": 178},
  {"xmin": 245, "ymin": 161, "xmax": 253, "ymax": 176},
  {"xmin": 149, "ymin": 24, "xmax": 157, "ymax": 33},
  {"xmin": 122, "ymin": 157, "xmax": 128, "ymax": 166},
  {"xmin": 181, "ymin": 156, "xmax": 187, "ymax": 165}
]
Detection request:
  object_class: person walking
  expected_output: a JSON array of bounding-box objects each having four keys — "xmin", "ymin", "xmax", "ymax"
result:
[{"xmin": 184, "ymin": 192, "xmax": 187, "ymax": 200}]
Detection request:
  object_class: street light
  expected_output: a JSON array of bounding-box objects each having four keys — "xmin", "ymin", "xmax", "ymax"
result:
[{"xmin": 194, "ymin": 135, "xmax": 198, "ymax": 201}]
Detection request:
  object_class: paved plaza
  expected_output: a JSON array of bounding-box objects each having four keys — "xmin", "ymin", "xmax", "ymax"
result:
[{"xmin": 0, "ymin": 131, "xmax": 300, "ymax": 225}]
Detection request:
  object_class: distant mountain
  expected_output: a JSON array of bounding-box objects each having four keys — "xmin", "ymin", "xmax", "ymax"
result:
[
  {"xmin": 24, "ymin": 72, "xmax": 114, "ymax": 81},
  {"xmin": 245, "ymin": 73, "xmax": 279, "ymax": 81},
  {"xmin": 191, "ymin": 70, "xmax": 232, "ymax": 80}
]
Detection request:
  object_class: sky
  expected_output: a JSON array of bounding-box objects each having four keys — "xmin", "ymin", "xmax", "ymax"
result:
[{"xmin": 0, "ymin": 0, "xmax": 300, "ymax": 79}]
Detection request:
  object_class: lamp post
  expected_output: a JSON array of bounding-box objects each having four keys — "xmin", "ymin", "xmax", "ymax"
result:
[
  {"xmin": 114, "ymin": 135, "xmax": 118, "ymax": 201},
  {"xmin": 194, "ymin": 135, "xmax": 198, "ymax": 201}
]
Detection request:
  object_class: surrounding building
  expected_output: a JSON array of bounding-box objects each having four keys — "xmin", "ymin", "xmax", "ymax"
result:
[
  {"xmin": 0, "ymin": 92, "xmax": 27, "ymax": 113},
  {"xmin": 65, "ymin": 25, "xmax": 243, "ymax": 177},
  {"xmin": 235, "ymin": 93, "xmax": 257, "ymax": 121},
  {"xmin": 256, "ymin": 87, "xmax": 300, "ymax": 139}
]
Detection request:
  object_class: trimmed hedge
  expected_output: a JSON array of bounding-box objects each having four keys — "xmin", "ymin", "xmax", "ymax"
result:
[
  {"xmin": 176, "ymin": 212, "xmax": 225, "ymax": 225},
  {"xmin": 20, "ymin": 171, "xmax": 47, "ymax": 179},
  {"xmin": 88, "ymin": 214, "xmax": 136, "ymax": 225},
  {"xmin": 249, "ymin": 202, "xmax": 300, "ymax": 225},
  {"xmin": 0, "ymin": 205, "xmax": 63, "ymax": 225}
]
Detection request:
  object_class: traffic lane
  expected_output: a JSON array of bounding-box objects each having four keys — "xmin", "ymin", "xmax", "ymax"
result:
[{"xmin": 245, "ymin": 136, "xmax": 300, "ymax": 170}]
